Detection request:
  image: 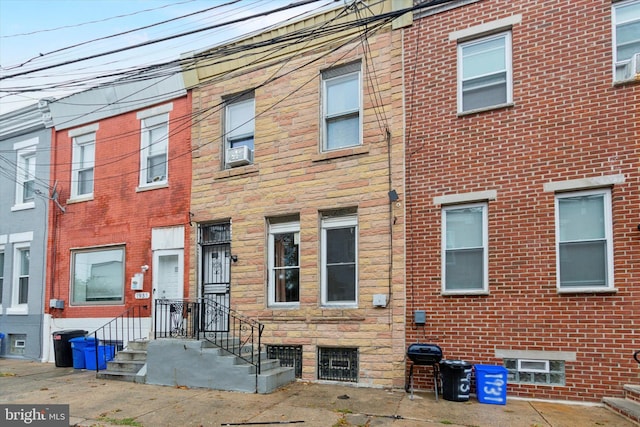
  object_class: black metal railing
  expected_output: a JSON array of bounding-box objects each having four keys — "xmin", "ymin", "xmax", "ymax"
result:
[
  {"xmin": 154, "ymin": 297, "xmax": 265, "ymax": 374},
  {"xmin": 634, "ymin": 350, "xmax": 640, "ymax": 365},
  {"xmin": 89, "ymin": 305, "xmax": 148, "ymax": 372}
]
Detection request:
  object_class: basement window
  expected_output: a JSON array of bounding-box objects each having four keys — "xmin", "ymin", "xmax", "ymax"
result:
[
  {"xmin": 504, "ymin": 358, "xmax": 565, "ymax": 385},
  {"xmin": 266, "ymin": 345, "xmax": 302, "ymax": 378},
  {"xmin": 318, "ymin": 347, "xmax": 358, "ymax": 382}
]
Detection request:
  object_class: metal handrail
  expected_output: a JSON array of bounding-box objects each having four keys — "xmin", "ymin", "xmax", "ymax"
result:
[
  {"xmin": 89, "ymin": 305, "xmax": 148, "ymax": 372},
  {"xmin": 634, "ymin": 350, "xmax": 640, "ymax": 365}
]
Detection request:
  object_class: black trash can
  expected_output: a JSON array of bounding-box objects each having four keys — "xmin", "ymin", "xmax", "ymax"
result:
[
  {"xmin": 440, "ymin": 359, "xmax": 472, "ymax": 402},
  {"xmin": 52, "ymin": 330, "xmax": 87, "ymax": 367}
]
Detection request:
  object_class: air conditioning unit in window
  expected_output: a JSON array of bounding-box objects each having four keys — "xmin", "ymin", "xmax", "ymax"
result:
[
  {"xmin": 618, "ymin": 52, "xmax": 640, "ymax": 81},
  {"xmin": 226, "ymin": 146, "xmax": 253, "ymax": 167}
]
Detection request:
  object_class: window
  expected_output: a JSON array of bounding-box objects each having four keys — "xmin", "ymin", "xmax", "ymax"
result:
[
  {"xmin": 458, "ymin": 32, "xmax": 512, "ymax": 113},
  {"xmin": 16, "ymin": 149, "xmax": 36, "ymax": 205},
  {"xmin": 555, "ymin": 189, "xmax": 613, "ymax": 291},
  {"xmin": 318, "ymin": 347, "xmax": 358, "ymax": 382},
  {"xmin": 267, "ymin": 345, "xmax": 302, "ymax": 378},
  {"xmin": 225, "ymin": 95, "xmax": 255, "ymax": 167},
  {"xmin": 140, "ymin": 114, "xmax": 169, "ymax": 186},
  {"xmin": 71, "ymin": 247, "xmax": 124, "ymax": 305},
  {"xmin": 322, "ymin": 62, "xmax": 361, "ymax": 151},
  {"xmin": 13, "ymin": 246, "xmax": 29, "ymax": 305},
  {"xmin": 71, "ymin": 132, "xmax": 95, "ymax": 198},
  {"xmin": 268, "ymin": 220, "xmax": 300, "ymax": 306},
  {"xmin": 0, "ymin": 251, "xmax": 4, "ymax": 305},
  {"xmin": 321, "ymin": 215, "xmax": 357, "ymax": 306},
  {"xmin": 442, "ymin": 203, "xmax": 488, "ymax": 293},
  {"xmin": 613, "ymin": 0, "xmax": 640, "ymax": 81},
  {"xmin": 504, "ymin": 358, "xmax": 565, "ymax": 385}
]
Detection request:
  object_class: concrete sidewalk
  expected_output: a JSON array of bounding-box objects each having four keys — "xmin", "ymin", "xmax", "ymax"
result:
[{"xmin": 0, "ymin": 358, "xmax": 635, "ymax": 427}]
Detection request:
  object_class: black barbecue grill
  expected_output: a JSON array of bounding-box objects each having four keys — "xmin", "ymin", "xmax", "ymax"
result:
[{"xmin": 406, "ymin": 343, "xmax": 443, "ymax": 400}]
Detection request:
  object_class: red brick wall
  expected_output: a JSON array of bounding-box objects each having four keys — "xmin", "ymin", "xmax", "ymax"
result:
[
  {"xmin": 46, "ymin": 94, "xmax": 192, "ymax": 319},
  {"xmin": 404, "ymin": 0, "xmax": 639, "ymax": 401}
]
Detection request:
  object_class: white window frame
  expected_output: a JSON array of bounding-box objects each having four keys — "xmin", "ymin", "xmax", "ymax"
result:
[
  {"xmin": 457, "ymin": 31, "xmax": 513, "ymax": 113},
  {"xmin": 441, "ymin": 202, "xmax": 489, "ymax": 294},
  {"xmin": 139, "ymin": 113, "xmax": 169, "ymax": 187},
  {"xmin": 70, "ymin": 131, "xmax": 96, "ymax": 200},
  {"xmin": 0, "ymin": 247, "xmax": 5, "ymax": 311},
  {"xmin": 70, "ymin": 246, "xmax": 125, "ymax": 306},
  {"xmin": 224, "ymin": 96, "xmax": 255, "ymax": 167},
  {"xmin": 612, "ymin": 0, "xmax": 640, "ymax": 82},
  {"xmin": 9, "ymin": 242, "xmax": 30, "ymax": 314},
  {"xmin": 267, "ymin": 221, "xmax": 300, "ymax": 307},
  {"xmin": 554, "ymin": 189, "xmax": 614, "ymax": 292},
  {"xmin": 14, "ymin": 147, "xmax": 36, "ymax": 209},
  {"xmin": 321, "ymin": 63, "xmax": 362, "ymax": 152},
  {"xmin": 320, "ymin": 215, "xmax": 358, "ymax": 307}
]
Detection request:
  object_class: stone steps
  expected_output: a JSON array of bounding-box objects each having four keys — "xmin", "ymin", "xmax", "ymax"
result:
[
  {"xmin": 96, "ymin": 339, "xmax": 148, "ymax": 383},
  {"xmin": 603, "ymin": 384, "xmax": 640, "ymax": 425}
]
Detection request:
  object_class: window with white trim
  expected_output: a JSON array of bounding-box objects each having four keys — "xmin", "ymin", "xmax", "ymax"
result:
[
  {"xmin": 458, "ymin": 32, "xmax": 512, "ymax": 113},
  {"xmin": 71, "ymin": 247, "xmax": 124, "ymax": 305},
  {"xmin": 613, "ymin": 0, "xmax": 640, "ymax": 81},
  {"xmin": 16, "ymin": 148, "xmax": 36, "ymax": 205},
  {"xmin": 268, "ymin": 220, "xmax": 300, "ymax": 306},
  {"xmin": 504, "ymin": 358, "xmax": 565, "ymax": 385},
  {"xmin": 442, "ymin": 203, "xmax": 488, "ymax": 293},
  {"xmin": 71, "ymin": 132, "xmax": 95, "ymax": 198},
  {"xmin": 224, "ymin": 94, "xmax": 255, "ymax": 167},
  {"xmin": 555, "ymin": 189, "xmax": 613, "ymax": 291},
  {"xmin": 140, "ymin": 113, "xmax": 169, "ymax": 186},
  {"xmin": 321, "ymin": 215, "xmax": 357, "ymax": 306},
  {"xmin": 13, "ymin": 245, "xmax": 29, "ymax": 306},
  {"xmin": 0, "ymin": 250, "xmax": 4, "ymax": 306},
  {"xmin": 322, "ymin": 62, "xmax": 361, "ymax": 151}
]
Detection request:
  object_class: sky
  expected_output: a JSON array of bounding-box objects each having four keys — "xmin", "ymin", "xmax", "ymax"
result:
[{"xmin": 0, "ymin": 0, "xmax": 336, "ymax": 114}]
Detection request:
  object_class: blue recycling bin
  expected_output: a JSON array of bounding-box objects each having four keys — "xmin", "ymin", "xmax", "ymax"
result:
[
  {"xmin": 69, "ymin": 336, "xmax": 98, "ymax": 369},
  {"xmin": 475, "ymin": 364, "xmax": 508, "ymax": 405},
  {"xmin": 84, "ymin": 345, "xmax": 115, "ymax": 370},
  {"xmin": 0, "ymin": 332, "xmax": 5, "ymax": 354}
]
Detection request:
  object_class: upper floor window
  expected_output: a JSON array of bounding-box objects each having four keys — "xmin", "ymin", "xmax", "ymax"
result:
[
  {"xmin": 268, "ymin": 220, "xmax": 300, "ymax": 306},
  {"xmin": 16, "ymin": 149, "xmax": 36, "ymax": 205},
  {"xmin": 613, "ymin": 0, "xmax": 640, "ymax": 81},
  {"xmin": 71, "ymin": 246, "xmax": 124, "ymax": 305},
  {"xmin": 322, "ymin": 62, "xmax": 362, "ymax": 151},
  {"xmin": 0, "ymin": 250, "xmax": 4, "ymax": 305},
  {"xmin": 442, "ymin": 203, "xmax": 488, "ymax": 293},
  {"xmin": 140, "ymin": 113, "xmax": 169, "ymax": 186},
  {"xmin": 321, "ymin": 214, "xmax": 358, "ymax": 306},
  {"xmin": 555, "ymin": 189, "xmax": 613, "ymax": 291},
  {"xmin": 458, "ymin": 32, "xmax": 512, "ymax": 113},
  {"xmin": 71, "ymin": 132, "xmax": 95, "ymax": 198},
  {"xmin": 225, "ymin": 94, "xmax": 255, "ymax": 168}
]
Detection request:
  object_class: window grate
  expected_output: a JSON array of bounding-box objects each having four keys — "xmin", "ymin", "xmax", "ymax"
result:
[
  {"xmin": 200, "ymin": 223, "xmax": 231, "ymax": 245},
  {"xmin": 267, "ymin": 345, "xmax": 302, "ymax": 378},
  {"xmin": 318, "ymin": 347, "xmax": 358, "ymax": 382}
]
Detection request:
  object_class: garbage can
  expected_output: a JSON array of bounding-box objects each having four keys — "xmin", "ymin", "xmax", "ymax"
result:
[
  {"xmin": 52, "ymin": 330, "xmax": 87, "ymax": 367},
  {"xmin": 0, "ymin": 332, "xmax": 5, "ymax": 354},
  {"xmin": 69, "ymin": 336, "xmax": 99, "ymax": 369},
  {"xmin": 474, "ymin": 364, "xmax": 508, "ymax": 405},
  {"xmin": 84, "ymin": 345, "xmax": 115, "ymax": 370},
  {"xmin": 440, "ymin": 360, "xmax": 472, "ymax": 402}
]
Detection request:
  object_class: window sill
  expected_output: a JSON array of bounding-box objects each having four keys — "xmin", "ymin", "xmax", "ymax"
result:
[
  {"xmin": 458, "ymin": 102, "xmax": 514, "ymax": 117},
  {"xmin": 441, "ymin": 290, "xmax": 489, "ymax": 296},
  {"xmin": 11, "ymin": 202, "xmax": 35, "ymax": 211},
  {"xmin": 312, "ymin": 145, "xmax": 369, "ymax": 162},
  {"xmin": 214, "ymin": 164, "xmax": 258, "ymax": 180},
  {"xmin": 557, "ymin": 287, "xmax": 617, "ymax": 295},
  {"xmin": 613, "ymin": 75, "xmax": 640, "ymax": 86},
  {"xmin": 266, "ymin": 303, "xmax": 300, "ymax": 310},
  {"xmin": 67, "ymin": 195, "xmax": 93, "ymax": 204},
  {"xmin": 6, "ymin": 306, "xmax": 28, "ymax": 315},
  {"xmin": 136, "ymin": 182, "xmax": 168, "ymax": 192}
]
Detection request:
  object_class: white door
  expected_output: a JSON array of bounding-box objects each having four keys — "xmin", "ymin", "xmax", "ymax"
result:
[{"xmin": 152, "ymin": 249, "xmax": 183, "ymax": 336}]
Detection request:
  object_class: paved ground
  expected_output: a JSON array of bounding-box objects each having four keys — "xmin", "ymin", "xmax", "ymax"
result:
[{"xmin": 0, "ymin": 358, "xmax": 636, "ymax": 427}]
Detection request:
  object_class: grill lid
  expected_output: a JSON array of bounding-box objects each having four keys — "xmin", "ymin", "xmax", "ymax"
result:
[{"xmin": 407, "ymin": 343, "xmax": 443, "ymax": 365}]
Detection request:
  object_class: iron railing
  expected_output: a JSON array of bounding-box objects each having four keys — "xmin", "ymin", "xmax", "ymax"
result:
[
  {"xmin": 634, "ymin": 350, "xmax": 640, "ymax": 365},
  {"xmin": 154, "ymin": 297, "xmax": 265, "ymax": 374},
  {"xmin": 89, "ymin": 305, "xmax": 148, "ymax": 372}
]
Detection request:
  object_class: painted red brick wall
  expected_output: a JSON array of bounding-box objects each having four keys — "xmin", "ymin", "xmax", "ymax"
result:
[
  {"xmin": 404, "ymin": 0, "xmax": 639, "ymax": 401},
  {"xmin": 46, "ymin": 94, "xmax": 192, "ymax": 320}
]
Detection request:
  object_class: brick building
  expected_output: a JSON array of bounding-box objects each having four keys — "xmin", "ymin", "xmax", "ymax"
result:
[
  {"xmin": 43, "ymin": 73, "xmax": 192, "ymax": 361},
  {"xmin": 182, "ymin": 0, "xmax": 408, "ymax": 387},
  {"xmin": 404, "ymin": 0, "xmax": 639, "ymax": 401}
]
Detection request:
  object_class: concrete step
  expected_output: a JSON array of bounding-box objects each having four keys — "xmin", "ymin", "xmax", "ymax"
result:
[
  {"xmin": 126, "ymin": 340, "xmax": 149, "ymax": 351},
  {"xmin": 258, "ymin": 366, "xmax": 296, "ymax": 394},
  {"xmin": 114, "ymin": 349, "xmax": 147, "ymax": 361},
  {"xmin": 106, "ymin": 360, "xmax": 145, "ymax": 373},
  {"xmin": 97, "ymin": 370, "xmax": 140, "ymax": 383},
  {"xmin": 624, "ymin": 384, "xmax": 640, "ymax": 404},
  {"xmin": 603, "ymin": 394, "xmax": 640, "ymax": 425}
]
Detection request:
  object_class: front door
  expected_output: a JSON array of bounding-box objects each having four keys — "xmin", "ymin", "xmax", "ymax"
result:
[
  {"xmin": 152, "ymin": 249, "xmax": 183, "ymax": 335},
  {"xmin": 199, "ymin": 223, "xmax": 231, "ymax": 332}
]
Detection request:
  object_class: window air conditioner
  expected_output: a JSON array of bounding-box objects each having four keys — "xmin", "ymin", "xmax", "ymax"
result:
[
  {"xmin": 618, "ymin": 52, "xmax": 640, "ymax": 81},
  {"xmin": 226, "ymin": 146, "xmax": 253, "ymax": 167}
]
